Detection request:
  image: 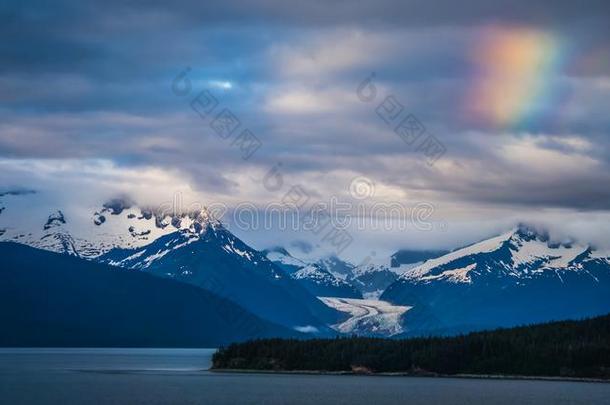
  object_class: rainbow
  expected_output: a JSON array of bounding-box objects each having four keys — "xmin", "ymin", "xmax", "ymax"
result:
[{"xmin": 466, "ymin": 27, "xmax": 565, "ymax": 129}]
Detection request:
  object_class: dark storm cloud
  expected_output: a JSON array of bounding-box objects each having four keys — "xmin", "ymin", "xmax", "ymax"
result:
[
  {"xmin": 1, "ymin": 0, "xmax": 610, "ymax": 216},
  {"xmin": 14, "ymin": 0, "xmax": 606, "ymax": 29},
  {"xmin": 3, "ymin": 0, "xmax": 609, "ymax": 75}
]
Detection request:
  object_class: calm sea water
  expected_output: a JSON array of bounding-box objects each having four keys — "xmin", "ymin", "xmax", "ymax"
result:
[{"xmin": 0, "ymin": 348, "xmax": 608, "ymax": 404}]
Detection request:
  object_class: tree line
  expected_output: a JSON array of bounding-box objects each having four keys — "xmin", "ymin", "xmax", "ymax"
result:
[{"xmin": 213, "ymin": 313, "xmax": 610, "ymax": 379}]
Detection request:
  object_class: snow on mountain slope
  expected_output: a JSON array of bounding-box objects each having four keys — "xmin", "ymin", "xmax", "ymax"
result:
[
  {"xmin": 398, "ymin": 226, "xmax": 610, "ymax": 285},
  {"xmin": 0, "ymin": 190, "xmax": 216, "ymax": 257},
  {"xmin": 347, "ymin": 256, "xmax": 408, "ymax": 298},
  {"xmin": 102, "ymin": 230, "xmax": 202, "ymax": 271},
  {"xmin": 1, "ymin": 190, "xmax": 343, "ymax": 331},
  {"xmin": 262, "ymin": 246, "xmax": 308, "ymax": 273},
  {"xmin": 1, "ymin": 242, "xmax": 301, "ymax": 346},
  {"xmin": 315, "ymin": 255, "xmax": 355, "ymax": 280},
  {"xmin": 314, "ymin": 253, "xmax": 434, "ymax": 299},
  {"xmin": 264, "ymin": 248, "xmax": 362, "ymax": 299},
  {"xmin": 390, "ymin": 249, "xmax": 450, "ymax": 268},
  {"xmin": 401, "ymin": 231, "xmax": 513, "ymax": 282},
  {"xmin": 382, "ymin": 225, "xmax": 610, "ymax": 336},
  {"xmin": 99, "ymin": 222, "xmax": 341, "ymax": 330},
  {"xmin": 291, "ymin": 264, "xmax": 363, "ymax": 299},
  {"xmin": 352, "ymin": 262, "xmax": 392, "ymax": 277},
  {"xmin": 292, "ymin": 264, "xmax": 349, "ymax": 288},
  {"xmin": 319, "ymin": 297, "xmax": 411, "ymax": 336}
]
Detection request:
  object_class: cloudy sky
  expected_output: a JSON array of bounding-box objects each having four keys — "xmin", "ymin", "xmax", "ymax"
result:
[{"xmin": 1, "ymin": 0, "xmax": 610, "ymax": 260}]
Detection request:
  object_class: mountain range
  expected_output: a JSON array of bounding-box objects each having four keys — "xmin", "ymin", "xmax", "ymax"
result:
[
  {"xmin": 98, "ymin": 223, "xmax": 339, "ymax": 330},
  {"xmin": 0, "ymin": 242, "xmax": 296, "ymax": 347},
  {"xmin": 382, "ymin": 225, "xmax": 610, "ymax": 335},
  {"xmin": 263, "ymin": 247, "xmax": 363, "ymax": 299},
  {"xmin": 2, "ymin": 190, "xmax": 610, "ymax": 343}
]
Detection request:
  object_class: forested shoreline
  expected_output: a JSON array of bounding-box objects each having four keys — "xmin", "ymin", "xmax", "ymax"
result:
[{"xmin": 213, "ymin": 314, "xmax": 610, "ymax": 379}]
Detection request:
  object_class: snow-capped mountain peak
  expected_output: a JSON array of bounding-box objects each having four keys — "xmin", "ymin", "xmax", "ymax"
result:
[
  {"xmin": 381, "ymin": 225, "xmax": 610, "ymax": 335},
  {"xmin": 263, "ymin": 247, "xmax": 363, "ymax": 299},
  {"xmin": 399, "ymin": 226, "xmax": 609, "ymax": 285},
  {"xmin": 0, "ymin": 191, "xmax": 221, "ymax": 258}
]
